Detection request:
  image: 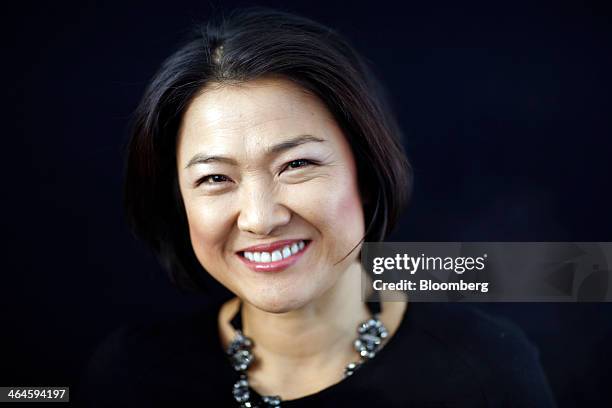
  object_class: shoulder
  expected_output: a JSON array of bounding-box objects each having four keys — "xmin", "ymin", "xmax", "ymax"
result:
[
  {"xmin": 411, "ymin": 303, "xmax": 538, "ymax": 361},
  {"xmin": 404, "ymin": 303, "xmax": 556, "ymax": 407},
  {"xmin": 93, "ymin": 302, "xmax": 222, "ymax": 360},
  {"xmin": 407, "ymin": 302, "xmax": 540, "ymax": 372},
  {"xmin": 76, "ymin": 301, "xmax": 231, "ymax": 406}
]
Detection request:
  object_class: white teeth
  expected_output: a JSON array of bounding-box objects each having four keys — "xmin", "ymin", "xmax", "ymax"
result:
[
  {"xmin": 243, "ymin": 240, "xmax": 309, "ymax": 263},
  {"xmin": 282, "ymin": 246, "xmax": 292, "ymax": 258},
  {"xmin": 271, "ymin": 250, "xmax": 282, "ymax": 262}
]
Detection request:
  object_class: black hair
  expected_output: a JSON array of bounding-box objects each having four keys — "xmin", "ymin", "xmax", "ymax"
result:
[{"xmin": 123, "ymin": 7, "xmax": 413, "ymax": 292}]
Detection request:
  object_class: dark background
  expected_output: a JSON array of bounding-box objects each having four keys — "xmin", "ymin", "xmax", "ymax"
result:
[{"xmin": 3, "ymin": 0, "xmax": 612, "ymax": 406}]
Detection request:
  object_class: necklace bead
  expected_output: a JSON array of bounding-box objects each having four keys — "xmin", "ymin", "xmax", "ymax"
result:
[{"xmin": 226, "ymin": 307, "xmax": 387, "ymax": 407}]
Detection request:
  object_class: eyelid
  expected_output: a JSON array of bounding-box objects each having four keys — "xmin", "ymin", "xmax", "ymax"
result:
[
  {"xmin": 195, "ymin": 174, "xmax": 232, "ymax": 187},
  {"xmin": 280, "ymin": 158, "xmax": 318, "ymax": 173},
  {"xmin": 194, "ymin": 158, "xmax": 319, "ymax": 187}
]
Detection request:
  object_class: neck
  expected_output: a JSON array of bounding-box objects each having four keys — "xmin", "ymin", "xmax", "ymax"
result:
[
  {"xmin": 218, "ymin": 262, "xmax": 407, "ymax": 399},
  {"xmin": 241, "ymin": 261, "xmax": 370, "ymax": 364}
]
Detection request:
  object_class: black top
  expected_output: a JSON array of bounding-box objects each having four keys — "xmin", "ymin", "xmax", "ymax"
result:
[{"xmin": 77, "ymin": 302, "xmax": 556, "ymax": 407}]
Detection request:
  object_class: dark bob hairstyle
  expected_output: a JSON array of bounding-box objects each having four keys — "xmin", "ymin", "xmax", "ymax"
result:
[{"xmin": 123, "ymin": 7, "xmax": 413, "ymax": 292}]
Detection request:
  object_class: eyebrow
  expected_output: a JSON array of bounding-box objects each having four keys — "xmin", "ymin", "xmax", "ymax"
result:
[{"xmin": 184, "ymin": 134, "xmax": 325, "ymax": 169}]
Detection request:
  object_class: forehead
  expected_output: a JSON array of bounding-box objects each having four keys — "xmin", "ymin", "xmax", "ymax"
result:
[{"xmin": 176, "ymin": 77, "xmax": 341, "ymax": 157}]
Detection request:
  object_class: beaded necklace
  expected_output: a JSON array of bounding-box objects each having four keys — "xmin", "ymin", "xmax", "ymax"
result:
[{"xmin": 226, "ymin": 301, "xmax": 387, "ymax": 407}]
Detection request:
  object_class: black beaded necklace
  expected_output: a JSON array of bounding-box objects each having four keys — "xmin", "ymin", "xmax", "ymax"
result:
[{"xmin": 226, "ymin": 300, "xmax": 387, "ymax": 407}]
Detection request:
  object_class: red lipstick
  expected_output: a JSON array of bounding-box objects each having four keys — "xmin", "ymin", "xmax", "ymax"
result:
[
  {"xmin": 237, "ymin": 239, "xmax": 311, "ymax": 273},
  {"xmin": 238, "ymin": 239, "xmax": 306, "ymax": 254}
]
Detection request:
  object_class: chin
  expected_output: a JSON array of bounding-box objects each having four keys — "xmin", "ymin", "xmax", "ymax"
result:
[{"xmin": 245, "ymin": 287, "xmax": 314, "ymax": 314}]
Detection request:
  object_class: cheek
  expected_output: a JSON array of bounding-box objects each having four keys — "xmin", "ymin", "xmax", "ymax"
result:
[
  {"xmin": 183, "ymin": 197, "xmax": 233, "ymax": 261},
  {"xmin": 289, "ymin": 173, "xmax": 364, "ymax": 246},
  {"xmin": 337, "ymin": 181, "xmax": 364, "ymax": 221},
  {"xmin": 330, "ymin": 180, "xmax": 365, "ymax": 242}
]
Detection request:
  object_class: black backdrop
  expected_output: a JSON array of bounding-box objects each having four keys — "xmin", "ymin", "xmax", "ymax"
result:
[{"xmin": 3, "ymin": 0, "xmax": 612, "ymax": 406}]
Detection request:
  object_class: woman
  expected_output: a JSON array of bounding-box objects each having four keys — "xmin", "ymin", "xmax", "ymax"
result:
[{"xmin": 80, "ymin": 7, "xmax": 556, "ymax": 407}]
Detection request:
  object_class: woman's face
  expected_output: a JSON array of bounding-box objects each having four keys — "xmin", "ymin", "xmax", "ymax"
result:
[{"xmin": 176, "ymin": 77, "xmax": 365, "ymax": 313}]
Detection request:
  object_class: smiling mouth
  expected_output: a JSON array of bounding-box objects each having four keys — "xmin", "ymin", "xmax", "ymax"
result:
[{"xmin": 239, "ymin": 240, "xmax": 311, "ymax": 264}]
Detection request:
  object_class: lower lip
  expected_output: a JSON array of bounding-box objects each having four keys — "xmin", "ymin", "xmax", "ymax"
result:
[{"xmin": 238, "ymin": 242, "xmax": 310, "ymax": 273}]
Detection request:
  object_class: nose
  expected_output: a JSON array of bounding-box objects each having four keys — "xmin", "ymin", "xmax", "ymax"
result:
[{"xmin": 236, "ymin": 181, "xmax": 291, "ymax": 236}]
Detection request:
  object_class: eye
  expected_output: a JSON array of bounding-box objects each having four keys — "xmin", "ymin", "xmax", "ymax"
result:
[
  {"xmin": 284, "ymin": 159, "xmax": 315, "ymax": 171},
  {"xmin": 196, "ymin": 174, "xmax": 231, "ymax": 186}
]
